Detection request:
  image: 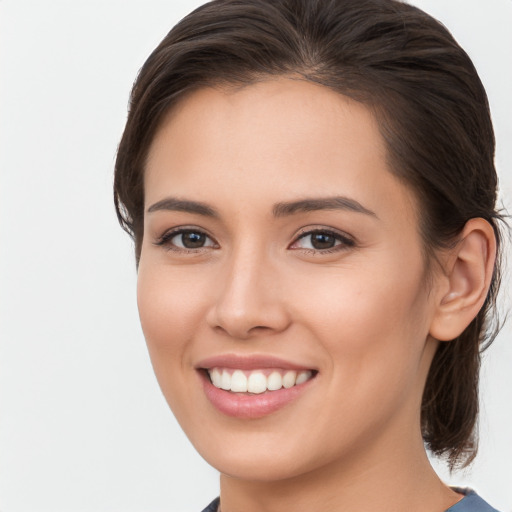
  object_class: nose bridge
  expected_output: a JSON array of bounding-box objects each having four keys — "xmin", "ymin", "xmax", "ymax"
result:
[{"xmin": 207, "ymin": 239, "xmax": 289, "ymax": 338}]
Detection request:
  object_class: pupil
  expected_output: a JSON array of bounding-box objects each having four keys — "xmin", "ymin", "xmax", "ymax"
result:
[
  {"xmin": 311, "ymin": 233, "xmax": 335, "ymax": 249},
  {"xmin": 182, "ymin": 232, "xmax": 205, "ymax": 248}
]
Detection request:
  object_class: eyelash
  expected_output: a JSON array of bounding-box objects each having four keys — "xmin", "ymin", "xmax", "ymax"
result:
[
  {"xmin": 290, "ymin": 228, "xmax": 355, "ymax": 254},
  {"xmin": 154, "ymin": 228, "xmax": 218, "ymax": 253},
  {"xmin": 154, "ymin": 227, "xmax": 355, "ymax": 254}
]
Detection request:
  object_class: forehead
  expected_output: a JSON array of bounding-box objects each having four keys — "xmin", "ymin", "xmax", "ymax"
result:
[{"xmin": 145, "ymin": 78, "xmax": 418, "ymax": 223}]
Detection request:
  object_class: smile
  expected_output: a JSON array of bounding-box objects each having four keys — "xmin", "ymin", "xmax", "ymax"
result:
[
  {"xmin": 208, "ymin": 367, "xmax": 314, "ymax": 394},
  {"xmin": 198, "ymin": 357, "xmax": 317, "ymax": 419}
]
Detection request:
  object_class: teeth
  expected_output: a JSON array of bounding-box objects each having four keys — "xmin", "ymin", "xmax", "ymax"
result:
[
  {"xmin": 267, "ymin": 371, "xmax": 283, "ymax": 391},
  {"xmin": 208, "ymin": 368, "xmax": 314, "ymax": 393},
  {"xmin": 247, "ymin": 372, "xmax": 267, "ymax": 394},
  {"xmin": 220, "ymin": 370, "xmax": 231, "ymax": 391},
  {"xmin": 231, "ymin": 370, "xmax": 248, "ymax": 392},
  {"xmin": 296, "ymin": 370, "xmax": 312, "ymax": 385},
  {"xmin": 211, "ymin": 368, "xmax": 222, "ymax": 388},
  {"xmin": 282, "ymin": 370, "xmax": 297, "ymax": 389}
]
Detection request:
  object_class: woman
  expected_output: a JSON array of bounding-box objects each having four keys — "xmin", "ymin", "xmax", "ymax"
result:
[{"xmin": 114, "ymin": 0, "xmax": 505, "ymax": 510}]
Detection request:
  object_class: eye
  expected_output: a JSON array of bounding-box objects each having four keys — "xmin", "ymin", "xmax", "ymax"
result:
[
  {"xmin": 155, "ymin": 228, "xmax": 217, "ymax": 251},
  {"xmin": 290, "ymin": 229, "xmax": 355, "ymax": 252}
]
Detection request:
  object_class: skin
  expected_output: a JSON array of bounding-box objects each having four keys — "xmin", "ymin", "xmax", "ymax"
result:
[{"xmin": 137, "ymin": 78, "xmax": 495, "ymax": 512}]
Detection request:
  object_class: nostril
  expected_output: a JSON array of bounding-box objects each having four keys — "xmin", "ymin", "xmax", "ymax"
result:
[
  {"xmin": 212, "ymin": 324, "xmax": 277, "ymax": 340},
  {"xmin": 249, "ymin": 325, "xmax": 274, "ymax": 334}
]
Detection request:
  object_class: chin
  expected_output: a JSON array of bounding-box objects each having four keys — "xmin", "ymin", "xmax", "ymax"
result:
[{"xmin": 204, "ymin": 450, "xmax": 312, "ymax": 482}]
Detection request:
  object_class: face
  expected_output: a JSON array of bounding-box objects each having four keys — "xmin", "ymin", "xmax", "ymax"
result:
[{"xmin": 138, "ymin": 78, "xmax": 441, "ymax": 482}]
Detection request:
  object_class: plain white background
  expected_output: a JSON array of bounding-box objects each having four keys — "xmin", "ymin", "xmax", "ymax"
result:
[{"xmin": 0, "ymin": 1, "xmax": 511, "ymax": 511}]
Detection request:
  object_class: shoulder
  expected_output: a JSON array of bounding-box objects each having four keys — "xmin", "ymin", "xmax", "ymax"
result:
[
  {"xmin": 446, "ymin": 489, "xmax": 501, "ymax": 512},
  {"xmin": 200, "ymin": 497, "xmax": 220, "ymax": 512}
]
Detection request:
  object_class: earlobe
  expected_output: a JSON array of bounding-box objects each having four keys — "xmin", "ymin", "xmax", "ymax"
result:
[{"xmin": 429, "ymin": 218, "xmax": 496, "ymax": 342}]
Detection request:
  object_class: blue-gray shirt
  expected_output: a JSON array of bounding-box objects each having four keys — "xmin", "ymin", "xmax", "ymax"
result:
[{"xmin": 201, "ymin": 490, "xmax": 500, "ymax": 512}]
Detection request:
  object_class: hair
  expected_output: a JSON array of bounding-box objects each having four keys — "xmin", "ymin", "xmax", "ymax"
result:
[{"xmin": 114, "ymin": 0, "xmax": 505, "ymax": 468}]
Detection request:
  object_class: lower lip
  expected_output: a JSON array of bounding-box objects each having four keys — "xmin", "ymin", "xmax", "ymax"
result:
[{"xmin": 200, "ymin": 371, "xmax": 315, "ymax": 419}]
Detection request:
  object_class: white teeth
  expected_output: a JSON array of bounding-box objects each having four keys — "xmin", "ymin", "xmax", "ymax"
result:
[
  {"xmin": 220, "ymin": 370, "xmax": 231, "ymax": 390},
  {"xmin": 247, "ymin": 372, "xmax": 267, "ymax": 394},
  {"xmin": 208, "ymin": 368, "xmax": 314, "ymax": 393},
  {"xmin": 267, "ymin": 371, "xmax": 283, "ymax": 391},
  {"xmin": 211, "ymin": 368, "xmax": 222, "ymax": 388},
  {"xmin": 230, "ymin": 370, "xmax": 248, "ymax": 392},
  {"xmin": 282, "ymin": 370, "xmax": 297, "ymax": 388},
  {"xmin": 296, "ymin": 370, "xmax": 313, "ymax": 385}
]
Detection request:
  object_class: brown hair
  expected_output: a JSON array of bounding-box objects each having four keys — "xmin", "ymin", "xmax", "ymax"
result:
[{"xmin": 114, "ymin": 0, "xmax": 504, "ymax": 468}]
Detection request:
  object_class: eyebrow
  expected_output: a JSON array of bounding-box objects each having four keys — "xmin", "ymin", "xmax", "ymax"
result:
[
  {"xmin": 146, "ymin": 196, "xmax": 377, "ymax": 219},
  {"xmin": 147, "ymin": 198, "xmax": 218, "ymax": 217},
  {"xmin": 272, "ymin": 196, "xmax": 377, "ymax": 218}
]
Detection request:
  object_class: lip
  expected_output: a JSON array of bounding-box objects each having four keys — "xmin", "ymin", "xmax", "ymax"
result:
[
  {"xmin": 196, "ymin": 354, "xmax": 317, "ymax": 419},
  {"xmin": 196, "ymin": 354, "xmax": 315, "ymax": 372}
]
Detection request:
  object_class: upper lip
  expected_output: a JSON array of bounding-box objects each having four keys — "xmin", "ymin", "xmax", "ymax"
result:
[{"xmin": 196, "ymin": 354, "xmax": 316, "ymax": 371}]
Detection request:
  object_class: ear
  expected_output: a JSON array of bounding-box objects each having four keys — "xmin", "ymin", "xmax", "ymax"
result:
[{"xmin": 429, "ymin": 218, "xmax": 497, "ymax": 342}]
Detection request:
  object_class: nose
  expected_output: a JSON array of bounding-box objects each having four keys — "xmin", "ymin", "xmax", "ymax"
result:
[{"xmin": 206, "ymin": 246, "xmax": 291, "ymax": 340}]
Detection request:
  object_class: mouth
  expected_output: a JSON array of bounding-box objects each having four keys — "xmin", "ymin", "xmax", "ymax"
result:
[
  {"xmin": 205, "ymin": 367, "xmax": 316, "ymax": 394},
  {"xmin": 196, "ymin": 355, "xmax": 318, "ymax": 419}
]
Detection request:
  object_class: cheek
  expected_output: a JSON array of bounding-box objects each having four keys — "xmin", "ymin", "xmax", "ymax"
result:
[
  {"xmin": 290, "ymin": 263, "xmax": 432, "ymax": 452},
  {"xmin": 136, "ymin": 261, "xmax": 214, "ymax": 422},
  {"xmin": 136, "ymin": 262, "xmax": 207, "ymax": 362},
  {"xmin": 294, "ymin": 254, "xmax": 431, "ymax": 378},
  {"xmin": 302, "ymin": 266, "xmax": 426, "ymax": 335}
]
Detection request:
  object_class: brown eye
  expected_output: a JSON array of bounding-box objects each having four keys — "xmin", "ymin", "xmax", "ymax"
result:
[
  {"xmin": 178, "ymin": 231, "xmax": 207, "ymax": 248},
  {"xmin": 291, "ymin": 229, "xmax": 355, "ymax": 252},
  {"xmin": 156, "ymin": 228, "xmax": 217, "ymax": 251},
  {"xmin": 310, "ymin": 232, "xmax": 337, "ymax": 250}
]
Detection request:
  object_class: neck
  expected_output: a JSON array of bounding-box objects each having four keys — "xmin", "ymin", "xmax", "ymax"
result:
[{"xmin": 219, "ymin": 427, "xmax": 461, "ymax": 512}]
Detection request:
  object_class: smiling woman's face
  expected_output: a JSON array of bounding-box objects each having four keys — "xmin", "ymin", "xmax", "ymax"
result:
[{"xmin": 137, "ymin": 78, "xmax": 442, "ymax": 481}]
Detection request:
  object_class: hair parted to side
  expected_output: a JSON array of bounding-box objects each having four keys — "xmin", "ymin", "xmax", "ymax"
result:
[{"xmin": 114, "ymin": 0, "xmax": 505, "ymax": 468}]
